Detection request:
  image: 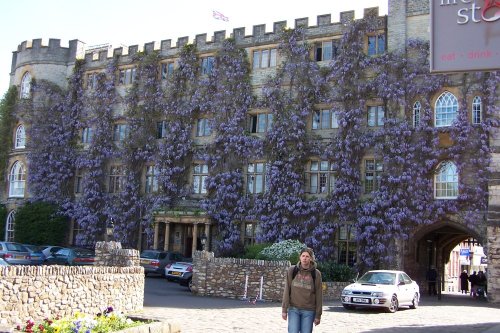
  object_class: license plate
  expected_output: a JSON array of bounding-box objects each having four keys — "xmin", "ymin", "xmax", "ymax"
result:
[
  {"xmin": 15, "ymin": 255, "xmax": 25, "ymax": 259},
  {"xmin": 171, "ymin": 271, "xmax": 182, "ymax": 276},
  {"xmin": 352, "ymin": 297, "xmax": 370, "ymax": 304},
  {"xmin": 140, "ymin": 259, "xmax": 150, "ymax": 265}
]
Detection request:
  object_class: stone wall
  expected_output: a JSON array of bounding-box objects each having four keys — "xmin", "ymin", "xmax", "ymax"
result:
[
  {"xmin": 94, "ymin": 241, "xmax": 140, "ymax": 266},
  {"xmin": 0, "ymin": 265, "xmax": 144, "ymax": 326},
  {"xmin": 191, "ymin": 251, "xmax": 349, "ymax": 302}
]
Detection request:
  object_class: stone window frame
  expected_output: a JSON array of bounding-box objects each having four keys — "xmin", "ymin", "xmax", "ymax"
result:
[
  {"xmin": 366, "ymin": 32, "xmax": 386, "ymax": 56},
  {"xmin": 15, "ymin": 124, "xmax": 26, "ymax": 149},
  {"xmin": 434, "ymin": 161, "xmax": 458, "ymax": 199},
  {"xmin": 312, "ymin": 108, "xmax": 339, "ymax": 130},
  {"xmin": 435, "ymin": 91, "xmax": 458, "ymax": 127},
  {"xmin": 145, "ymin": 165, "xmax": 159, "ymax": 194},
  {"xmin": 363, "ymin": 158, "xmax": 383, "ymax": 194},
  {"xmin": 313, "ymin": 38, "xmax": 340, "ymax": 62},
  {"xmin": 248, "ymin": 111, "xmax": 274, "ymax": 134},
  {"xmin": 196, "ymin": 118, "xmax": 212, "ymax": 137},
  {"xmin": 413, "ymin": 101, "xmax": 421, "ymax": 128},
  {"xmin": 252, "ymin": 47, "xmax": 278, "ymax": 69},
  {"xmin": 118, "ymin": 67, "xmax": 136, "ymax": 85},
  {"xmin": 5, "ymin": 210, "xmax": 16, "ymax": 242},
  {"xmin": 9, "ymin": 161, "xmax": 26, "ymax": 198},
  {"xmin": 201, "ymin": 56, "xmax": 215, "ymax": 75},
  {"xmin": 304, "ymin": 159, "xmax": 336, "ymax": 195},
  {"xmin": 367, "ymin": 105, "xmax": 385, "ymax": 127},
  {"xmin": 108, "ymin": 165, "xmax": 125, "ymax": 194},
  {"xmin": 246, "ymin": 161, "xmax": 267, "ymax": 194},
  {"xmin": 20, "ymin": 72, "xmax": 31, "ymax": 99},
  {"xmin": 192, "ymin": 163, "xmax": 209, "ymax": 195},
  {"xmin": 337, "ymin": 224, "xmax": 357, "ymax": 267},
  {"xmin": 81, "ymin": 127, "xmax": 93, "ymax": 144},
  {"xmin": 160, "ymin": 61, "xmax": 175, "ymax": 80},
  {"xmin": 472, "ymin": 96, "xmax": 482, "ymax": 125}
]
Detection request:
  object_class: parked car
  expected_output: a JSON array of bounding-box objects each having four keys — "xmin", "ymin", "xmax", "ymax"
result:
[
  {"xmin": 39, "ymin": 245, "xmax": 65, "ymax": 260},
  {"xmin": 0, "ymin": 241, "xmax": 31, "ymax": 265},
  {"xmin": 140, "ymin": 250, "xmax": 186, "ymax": 276},
  {"xmin": 45, "ymin": 248, "xmax": 95, "ymax": 266},
  {"xmin": 165, "ymin": 262, "xmax": 193, "ymax": 290},
  {"xmin": 341, "ymin": 270, "xmax": 420, "ymax": 313},
  {"xmin": 0, "ymin": 257, "xmax": 10, "ymax": 266},
  {"xmin": 23, "ymin": 244, "xmax": 46, "ymax": 265}
]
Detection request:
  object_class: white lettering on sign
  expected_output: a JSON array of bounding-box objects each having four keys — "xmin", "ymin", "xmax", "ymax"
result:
[{"xmin": 440, "ymin": 0, "xmax": 500, "ymax": 24}]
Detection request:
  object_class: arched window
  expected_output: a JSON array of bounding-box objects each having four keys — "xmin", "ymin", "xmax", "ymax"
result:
[
  {"xmin": 20, "ymin": 72, "xmax": 31, "ymax": 99},
  {"xmin": 9, "ymin": 161, "xmax": 26, "ymax": 198},
  {"xmin": 15, "ymin": 125, "xmax": 26, "ymax": 149},
  {"xmin": 413, "ymin": 101, "xmax": 421, "ymax": 127},
  {"xmin": 472, "ymin": 96, "xmax": 482, "ymax": 124},
  {"xmin": 434, "ymin": 161, "xmax": 458, "ymax": 199},
  {"xmin": 5, "ymin": 211, "xmax": 15, "ymax": 241},
  {"xmin": 435, "ymin": 91, "xmax": 458, "ymax": 127}
]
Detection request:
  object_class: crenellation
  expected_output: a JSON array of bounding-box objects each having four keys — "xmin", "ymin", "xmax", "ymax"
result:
[
  {"xmin": 177, "ymin": 36, "xmax": 189, "ymax": 48},
  {"xmin": 32, "ymin": 39, "xmax": 42, "ymax": 49},
  {"xmin": 128, "ymin": 45, "xmax": 139, "ymax": 57},
  {"xmin": 364, "ymin": 6, "xmax": 380, "ymax": 17},
  {"xmin": 295, "ymin": 17, "xmax": 308, "ymax": 28},
  {"xmin": 317, "ymin": 14, "xmax": 332, "ymax": 26},
  {"xmin": 113, "ymin": 47, "xmax": 123, "ymax": 58},
  {"xmin": 340, "ymin": 10, "xmax": 355, "ymax": 24},
  {"xmin": 232, "ymin": 27, "xmax": 246, "ymax": 42},
  {"xmin": 160, "ymin": 39, "xmax": 172, "ymax": 52},
  {"xmin": 195, "ymin": 33, "xmax": 207, "ymax": 47},
  {"xmin": 48, "ymin": 38, "xmax": 61, "ymax": 49},
  {"xmin": 98, "ymin": 50, "xmax": 108, "ymax": 61},
  {"xmin": 213, "ymin": 31, "xmax": 226, "ymax": 43},
  {"xmin": 273, "ymin": 21, "xmax": 286, "ymax": 33},
  {"xmin": 253, "ymin": 24, "xmax": 266, "ymax": 37},
  {"xmin": 144, "ymin": 41, "xmax": 155, "ymax": 54}
]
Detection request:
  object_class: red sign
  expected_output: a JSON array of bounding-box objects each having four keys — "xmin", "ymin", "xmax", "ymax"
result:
[{"xmin": 430, "ymin": 0, "xmax": 500, "ymax": 72}]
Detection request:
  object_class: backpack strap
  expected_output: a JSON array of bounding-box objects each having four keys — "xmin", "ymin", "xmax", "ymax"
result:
[{"xmin": 291, "ymin": 265, "xmax": 316, "ymax": 284}]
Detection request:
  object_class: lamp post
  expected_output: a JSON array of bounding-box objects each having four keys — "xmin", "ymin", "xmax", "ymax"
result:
[
  {"xmin": 200, "ymin": 233, "xmax": 207, "ymax": 251},
  {"xmin": 106, "ymin": 218, "xmax": 115, "ymax": 242}
]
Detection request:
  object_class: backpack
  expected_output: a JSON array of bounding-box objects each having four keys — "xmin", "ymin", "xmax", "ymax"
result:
[{"xmin": 291, "ymin": 265, "xmax": 316, "ymax": 284}]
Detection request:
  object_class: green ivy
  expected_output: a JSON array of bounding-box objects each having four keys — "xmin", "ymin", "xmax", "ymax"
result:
[
  {"xmin": 14, "ymin": 201, "xmax": 68, "ymax": 245},
  {"xmin": 317, "ymin": 261, "xmax": 357, "ymax": 282},
  {"xmin": 0, "ymin": 204, "xmax": 7, "ymax": 240},
  {"xmin": 0, "ymin": 87, "xmax": 18, "ymax": 184}
]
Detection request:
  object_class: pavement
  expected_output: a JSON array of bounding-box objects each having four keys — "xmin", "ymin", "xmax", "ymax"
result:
[{"xmin": 136, "ymin": 277, "xmax": 500, "ymax": 333}]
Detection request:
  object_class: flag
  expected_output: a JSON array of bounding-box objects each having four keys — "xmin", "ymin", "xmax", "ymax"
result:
[{"xmin": 213, "ymin": 10, "xmax": 229, "ymax": 22}]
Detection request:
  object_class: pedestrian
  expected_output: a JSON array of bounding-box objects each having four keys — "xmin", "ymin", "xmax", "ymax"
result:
[
  {"xmin": 469, "ymin": 271, "xmax": 478, "ymax": 297},
  {"xmin": 477, "ymin": 271, "xmax": 487, "ymax": 298},
  {"xmin": 460, "ymin": 270, "xmax": 469, "ymax": 294},
  {"xmin": 282, "ymin": 247, "xmax": 323, "ymax": 333},
  {"xmin": 426, "ymin": 266, "xmax": 438, "ymax": 296}
]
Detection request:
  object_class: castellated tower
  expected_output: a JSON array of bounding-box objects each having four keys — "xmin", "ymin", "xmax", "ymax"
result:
[{"xmin": 10, "ymin": 38, "xmax": 85, "ymax": 90}]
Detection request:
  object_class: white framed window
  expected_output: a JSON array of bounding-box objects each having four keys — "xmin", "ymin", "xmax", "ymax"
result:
[
  {"xmin": 435, "ymin": 91, "xmax": 458, "ymax": 127},
  {"xmin": 201, "ymin": 56, "xmax": 214, "ymax": 75},
  {"xmin": 312, "ymin": 109, "xmax": 339, "ymax": 130},
  {"xmin": 196, "ymin": 118, "xmax": 211, "ymax": 137},
  {"xmin": 252, "ymin": 48, "xmax": 277, "ymax": 69},
  {"xmin": 113, "ymin": 124, "xmax": 128, "ymax": 142},
  {"xmin": 108, "ymin": 165, "xmax": 125, "ymax": 193},
  {"xmin": 145, "ymin": 165, "xmax": 159, "ymax": 194},
  {"xmin": 249, "ymin": 113, "xmax": 273, "ymax": 133},
  {"xmin": 367, "ymin": 106, "xmax": 385, "ymax": 127},
  {"xmin": 306, "ymin": 160, "xmax": 336, "ymax": 194},
  {"xmin": 434, "ymin": 161, "xmax": 458, "ymax": 199},
  {"xmin": 20, "ymin": 72, "xmax": 31, "ymax": 99},
  {"xmin": 5, "ymin": 211, "xmax": 16, "ymax": 242},
  {"xmin": 364, "ymin": 159, "xmax": 383, "ymax": 194},
  {"xmin": 246, "ymin": 162, "xmax": 266, "ymax": 194},
  {"xmin": 9, "ymin": 161, "xmax": 26, "ymax": 198},
  {"xmin": 192, "ymin": 163, "xmax": 208, "ymax": 194},
  {"xmin": 81, "ymin": 127, "xmax": 93, "ymax": 144},
  {"xmin": 161, "ymin": 62, "xmax": 175, "ymax": 79},
  {"xmin": 413, "ymin": 101, "xmax": 421, "ymax": 127},
  {"xmin": 157, "ymin": 121, "xmax": 168, "ymax": 139},
  {"xmin": 314, "ymin": 40, "xmax": 339, "ymax": 61},
  {"xmin": 118, "ymin": 68, "xmax": 136, "ymax": 85},
  {"xmin": 472, "ymin": 96, "xmax": 482, "ymax": 124},
  {"xmin": 367, "ymin": 33, "xmax": 386, "ymax": 56},
  {"xmin": 15, "ymin": 125, "xmax": 26, "ymax": 149}
]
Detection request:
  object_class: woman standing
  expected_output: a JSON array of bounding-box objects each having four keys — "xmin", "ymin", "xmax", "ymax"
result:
[{"xmin": 282, "ymin": 248, "xmax": 323, "ymax": 333}]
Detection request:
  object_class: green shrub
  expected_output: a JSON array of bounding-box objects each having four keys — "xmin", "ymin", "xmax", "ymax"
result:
[
  {"xmin": 258, "ymin": 239, "xmax": 306, "ymax": 263},
  {"xmin": 242, "ymin": 242, "xmax": 271, "ymax": 259},
  {"xmin": 317, "ymin": 261, "xmax": 357, "ymax": 282},
  {"xmin": 0, "ymin": 204, "xmax": 6, "ymax": 240}
]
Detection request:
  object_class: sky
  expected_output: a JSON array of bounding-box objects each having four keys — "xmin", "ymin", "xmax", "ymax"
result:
[{"xmin": 0, "ymin": 0, "xmax": 388, "ymax": 95}]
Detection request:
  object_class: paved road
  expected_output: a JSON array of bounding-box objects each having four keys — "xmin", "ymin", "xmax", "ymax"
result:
[{"xmin": 136, "ymin": 276, "xmax": 500, "ymax": 333}]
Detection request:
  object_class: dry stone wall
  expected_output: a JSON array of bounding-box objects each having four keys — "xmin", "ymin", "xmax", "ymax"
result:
[{"xmin": 191, "ymin": 251, "xmax": 349, "ymax": 302}]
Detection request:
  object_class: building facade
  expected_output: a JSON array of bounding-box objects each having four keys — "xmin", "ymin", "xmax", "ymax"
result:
[{"xmin": 1, "ymin": 0, "xmax": 499, "ymax": 301}]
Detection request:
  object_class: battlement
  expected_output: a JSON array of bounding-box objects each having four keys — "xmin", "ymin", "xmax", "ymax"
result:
[{"xmin": 12, "ymin": 7, "xmax": 383, "ymax": 70}]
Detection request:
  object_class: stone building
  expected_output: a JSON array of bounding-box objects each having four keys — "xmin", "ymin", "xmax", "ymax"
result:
[{"xmin": 1, "ymin": 0, "xmax": 499, "ymax": 302}]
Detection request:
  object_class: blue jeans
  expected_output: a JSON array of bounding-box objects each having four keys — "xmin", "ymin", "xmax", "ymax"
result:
[{"xmin": 288, "ymin": 307, "xmax": 315, "ymax": 333}]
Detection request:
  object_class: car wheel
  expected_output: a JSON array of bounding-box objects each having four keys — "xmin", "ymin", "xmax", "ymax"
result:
[
  {"xmin": 409, "ymin": 293, "xmax": 419, "ymax": 309},
  {"xmin": 386, "ymin": 295, "xmax": 399, "ymax": 313},
  {"xmin": 187, "ymin": 278, "xmax": 193, "ymax": 292},
  {"xmin": 342, "ymin": 304, "xmax": 355, "ymax": 310}
]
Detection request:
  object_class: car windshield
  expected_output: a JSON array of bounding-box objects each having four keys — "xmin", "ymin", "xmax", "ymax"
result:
[
  {"xmin": 358, "ymin": 272, "xmax": 396, "ymax": 285},
  {"xmin": 141, "ymin": 251, "xmax": 159, "ymax": 259}
]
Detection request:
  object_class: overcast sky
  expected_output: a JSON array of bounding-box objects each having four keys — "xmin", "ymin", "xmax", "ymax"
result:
[{"xmin": 0, "ymin": 0, "xmax": 388, "ymax": 95}]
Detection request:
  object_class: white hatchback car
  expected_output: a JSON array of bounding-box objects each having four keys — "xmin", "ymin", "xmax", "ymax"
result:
[{"xmin": 341, "ymin": 270, "xmax": 420, "ymax": 313}]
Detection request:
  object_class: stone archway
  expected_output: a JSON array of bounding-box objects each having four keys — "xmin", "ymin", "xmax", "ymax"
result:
[{"xmin": 403, "ymin": 219, "xmax": 485, "ymax": 295}]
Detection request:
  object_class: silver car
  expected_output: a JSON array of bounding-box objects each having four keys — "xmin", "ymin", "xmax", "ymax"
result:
[
  {"xmin": 341, "ymin": 270, "xmax": 420, "ymax": 313},
  {"xmin": 0, "ymin": 242, "xmax": 31, "ymax": 265}
]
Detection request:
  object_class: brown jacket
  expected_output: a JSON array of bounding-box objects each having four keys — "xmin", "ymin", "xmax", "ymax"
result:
[{"xmin": 282, "ymin": 262, "xmax": 323, "ymax": 320}]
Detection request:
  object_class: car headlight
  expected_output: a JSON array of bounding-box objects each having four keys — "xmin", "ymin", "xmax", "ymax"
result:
[
  {"xmin": 371, "ymin": 292, "xmax": 384, "ymax": 297},
  {"xmin": 343, "ymin": 290, "xmax": 353, "ymax": 295}
]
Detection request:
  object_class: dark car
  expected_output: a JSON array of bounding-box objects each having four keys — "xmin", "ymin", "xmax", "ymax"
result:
[
  {"xmin": 23, "ymin": 244, "xmax": 46, "ymax": 265},
  {"xmin": 0, "ymin": 241, "xmax": 31, "ymax": 265},
  {"xmin": 165, "ymin": 261, "xmax": 193, "ymax": 291},
  {"xmin": 45, "ymin": 248, "xmax": 95, "ymax": 266},
  {"xmin": 140, "ymin": 250, "xmax": 186, "ymax": 276}
]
